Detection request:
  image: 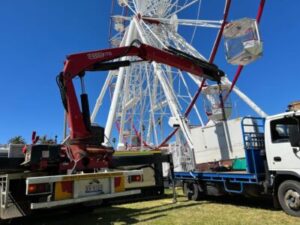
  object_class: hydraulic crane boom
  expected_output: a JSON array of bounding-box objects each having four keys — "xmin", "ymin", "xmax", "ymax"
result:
[
  {"xmin": 58, "ymin": 40, "xmax": 224, "ymax": 143},
  {"xmin": 21, "ymin": 40, "xmax": 227, "ymax": 172},
  {"xmin": 24, "ymin": 41, "xmax": 224, "ymax": 172}
]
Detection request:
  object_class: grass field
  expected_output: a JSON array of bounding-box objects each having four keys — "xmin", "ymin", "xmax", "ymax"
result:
[{"xmin": 20, "ymin": 189, "xmax": 300, "ymax": 225}]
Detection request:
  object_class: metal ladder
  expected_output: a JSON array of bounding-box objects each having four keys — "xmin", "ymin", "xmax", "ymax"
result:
[
  {"xmin": 169, "ymin": 143, "xmax": 194, "ymax": 172},
  {"xmin": 0, "ymin": 175, "xmax": 9, "ymax": 209},
  {"xmin": 0, "ymin": 175, "xmax": 26, "ymax": 218},
  {"xmin": 241, "ymin": 117, "xmax": 265, "ymax": 175}
]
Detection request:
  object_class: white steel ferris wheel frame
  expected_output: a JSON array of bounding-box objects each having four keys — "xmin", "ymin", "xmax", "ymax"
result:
[{"xmin": 90, "ymin": 0, "xmax": 267, "ymax": 153}]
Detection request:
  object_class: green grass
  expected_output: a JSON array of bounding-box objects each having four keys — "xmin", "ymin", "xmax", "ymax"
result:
[{"xmin": 22, "ymin": 189, "xmax": 300, "ymax": 225}]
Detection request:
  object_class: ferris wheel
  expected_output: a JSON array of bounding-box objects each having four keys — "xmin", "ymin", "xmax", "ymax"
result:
[{"xmin": 90, "ymin": 0, "xmax": 266, "ymax": 155}]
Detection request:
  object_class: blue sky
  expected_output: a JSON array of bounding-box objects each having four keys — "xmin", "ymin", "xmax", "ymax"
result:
[{"xmin": 0, "ymin": 0, "xmax": 299, "ymax": 144}]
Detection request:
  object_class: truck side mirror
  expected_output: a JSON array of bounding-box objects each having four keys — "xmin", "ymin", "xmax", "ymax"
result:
[{"xmin": 289, "ymin": 126, "xmax": 300, "ymax": 147}]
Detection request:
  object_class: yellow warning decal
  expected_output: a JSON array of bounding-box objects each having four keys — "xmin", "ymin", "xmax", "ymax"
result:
[
  {"xmin": 54, "ymin": 181, "xmax": 73, "ymax": 200},
  {"xmin": 114, "ymin": 176, "xmax": 125, "ymax": 192}
]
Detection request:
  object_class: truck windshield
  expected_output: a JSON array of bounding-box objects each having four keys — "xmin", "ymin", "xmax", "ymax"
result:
[{"xmin": 270, "ymin": 116, "xmax": 300, "ymax": 143}]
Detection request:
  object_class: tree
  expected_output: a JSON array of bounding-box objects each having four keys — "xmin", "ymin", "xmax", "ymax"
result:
[
  {"xmin": 8, "ymin": 136, "xmax": 26, "ymax": 144},
  {"xmin": 38, "ymin": 135, "xmax": 57, "ymax": 144}
]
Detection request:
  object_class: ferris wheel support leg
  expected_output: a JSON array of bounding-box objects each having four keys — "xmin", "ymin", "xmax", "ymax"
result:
[
  {"xmin": 178, "ymin": 71, "xmax": 204, "ymax": 126},
  {"xmin": 134, "ymin": 17, "xmax": 196, "ymax": 169},
  {"xmin": 91, "ymin": 71, "xmax": 114, "ymax": 123},
  {"xmin": 104, "ymin": 21, "xmax": 137, "ymax": 147},
  {"xmin": 145, "ymin": 66, "xmax": 159, "ymax": 145},
  {"xmin": 117, "ymin": 66, "xmax": 131, "ymax": 148},
  {"xmin": 154, "ymin": 63, "xmax": 196, "ymax": 169}
]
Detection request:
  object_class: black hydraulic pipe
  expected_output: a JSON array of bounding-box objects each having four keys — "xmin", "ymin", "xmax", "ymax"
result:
[
  {"xmin": 166, "ymin": 46, "xmax": 224, "ymax": 82},
  {"xmin": 81, "ymin": 93, "xmax": 91, "ymax": 131},
  {"xmin": 91, "ymin": 60, "xmax": 131, "ymax": 71}
]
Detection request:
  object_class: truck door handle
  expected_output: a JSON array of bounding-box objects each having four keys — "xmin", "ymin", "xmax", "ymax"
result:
[{"xmin": 274, "ymin": 156, "xmax": 281, "ymax": 162}]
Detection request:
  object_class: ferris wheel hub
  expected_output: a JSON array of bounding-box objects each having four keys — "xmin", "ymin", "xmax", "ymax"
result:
[{"xmin": 170, "ymin": 14, "xmax": 179, "ymax": 32}]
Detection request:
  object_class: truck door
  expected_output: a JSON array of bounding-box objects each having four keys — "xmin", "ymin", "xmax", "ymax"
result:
[{"xmin": 265, "ymin": 116, "xmax": 300, "ymax": 172}]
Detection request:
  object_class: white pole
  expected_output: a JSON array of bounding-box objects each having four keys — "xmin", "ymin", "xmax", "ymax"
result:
[
  {"xmin": 178, "ymin": 70, "xmax": 204, "ymax": 126},
  {"xmin": 91, "ymin": 71, "xmax": 114, "ymax": 123},
  {"xmin": 184, "ymin": 74, "xmax": 268, "ymax": 118},
  {"xmin": 145, "ymin": 64, "xmax": 159, "ymax": 145},
  {"xmin": 117, "ymin": 65, "xmax": 131, "ymax": 148},
  {"xmin": 104, "ymin": 21, "xmax": 137, "ymax": 147}
]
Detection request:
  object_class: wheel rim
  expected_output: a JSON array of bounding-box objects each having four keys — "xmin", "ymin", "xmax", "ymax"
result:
[
  {"xmin": 284, "ymin": 189, "xmax": 300, "ymax": 210},
  {"xmin": 187, "ymin": 183, "xmax": 195, "ymax": 196}
]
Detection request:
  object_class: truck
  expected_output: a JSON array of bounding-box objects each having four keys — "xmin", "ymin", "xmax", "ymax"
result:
[
  {"xmin": 165, "ymin": 4, "xmax": 300, "ymax": 217},
  {"xmin": 0, "ymin": 40, "xmax": 223, "ymax": 220},
  {"xmin": 172, "ymin": 102, "xmax": 300, "ymax": 217}
]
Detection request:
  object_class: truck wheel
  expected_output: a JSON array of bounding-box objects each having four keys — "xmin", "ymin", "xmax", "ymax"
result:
[
  {"xmin": 278, "ymin": 180, "xmax": 300, "ymax": 217},
  {"xmin": 183, "ymin": 182, "xmax": 201, "ymax": 201}
]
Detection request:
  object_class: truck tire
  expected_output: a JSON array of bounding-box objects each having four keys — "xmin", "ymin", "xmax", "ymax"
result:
[
  {"xmin": 182, "ymin": 182, "xmax": 189, "ymax": 197},
  {"xmin": 278, "ymin": 180, "xmax": 300, "ymax": 217},
  {"xmin": 183, "ymin": 182, "xmax": 201, "ymax": 201}
]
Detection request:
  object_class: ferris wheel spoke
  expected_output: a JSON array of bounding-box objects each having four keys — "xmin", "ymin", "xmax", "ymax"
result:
[
  {"xmin": 117, "ymin": 66, "xmax": 132, "ymax": 145},
  {"xmin": 177, "ymin": 71, "xmax": 204, "ymax": 126},
  {"xmin": 111, "ymin": 15, "xmax": 131, "ymax": 23},
  {"xmin": 168, "ymin": 29, "xmax": 208, "ymax": 60},
  {"xmin": 176, "ymin": 19, "xmax": 222, "ymax": 28},
  {"xmin": 91, "ymin": 70, "xmax": 115, "ymax": 123},
  {"xmin": 140, "ymin": 20, "xmax": 167, "ymax": 48},
  {"xmin": 145, "ymin": 64, "xmax": 159, "ymax": 145},
  {"xmin": 222, "ymin": 77, "xmax": 268, "ymax": 117},
  {"xmin": 154, "ymin": 63, "xmax": 194, "ymax": 153},
  {"xmin": 119, "ymin": 0, "xmax": 137, "ymax": 16},
  {"xmin": 161, "ymin": 66, "xmax": 182, "ymax": 111},
  {"xmin": 162, "ymin": 1, "xmax": 177, "ymax": 17},
  {"xmin": 141, "ymin": 17, "xmax": 222, "ymax": 29},
  {"xmin": 166, "ymin": 30, "xmax": 207, "ymax": 86},
  {"xmin": 167, "ymin": 0, "xmax": 200, "ymax": 18}
]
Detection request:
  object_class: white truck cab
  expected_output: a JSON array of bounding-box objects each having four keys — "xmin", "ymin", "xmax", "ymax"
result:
[
  {"xmin": 264, "ymin": 110, "xmax": 300, "ymax": 216},
  {"xmin": 265, "ymin": 111, "xmax": 300, "ymax": 174}
]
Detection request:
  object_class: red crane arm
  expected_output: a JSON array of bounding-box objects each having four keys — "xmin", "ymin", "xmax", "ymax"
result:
[{"xmin": 58, "ymin": 41, "xmax": 224, "ymax": 140}]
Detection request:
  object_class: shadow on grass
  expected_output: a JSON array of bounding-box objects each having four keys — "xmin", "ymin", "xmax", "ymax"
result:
[
  {"xmin": 11, "ymin": 199, "xmax": 200, "ymax": 225},
  {"xmin": 200, "ymin": 195, "xmax": 276, "ymax": 211},
  {"xmin": 7, "ymin": 192, "xmax": 279, "ymax": 225},
  {"xmin": 167, "ymin": 189, "xmax": 276, "ymax": 211}
]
